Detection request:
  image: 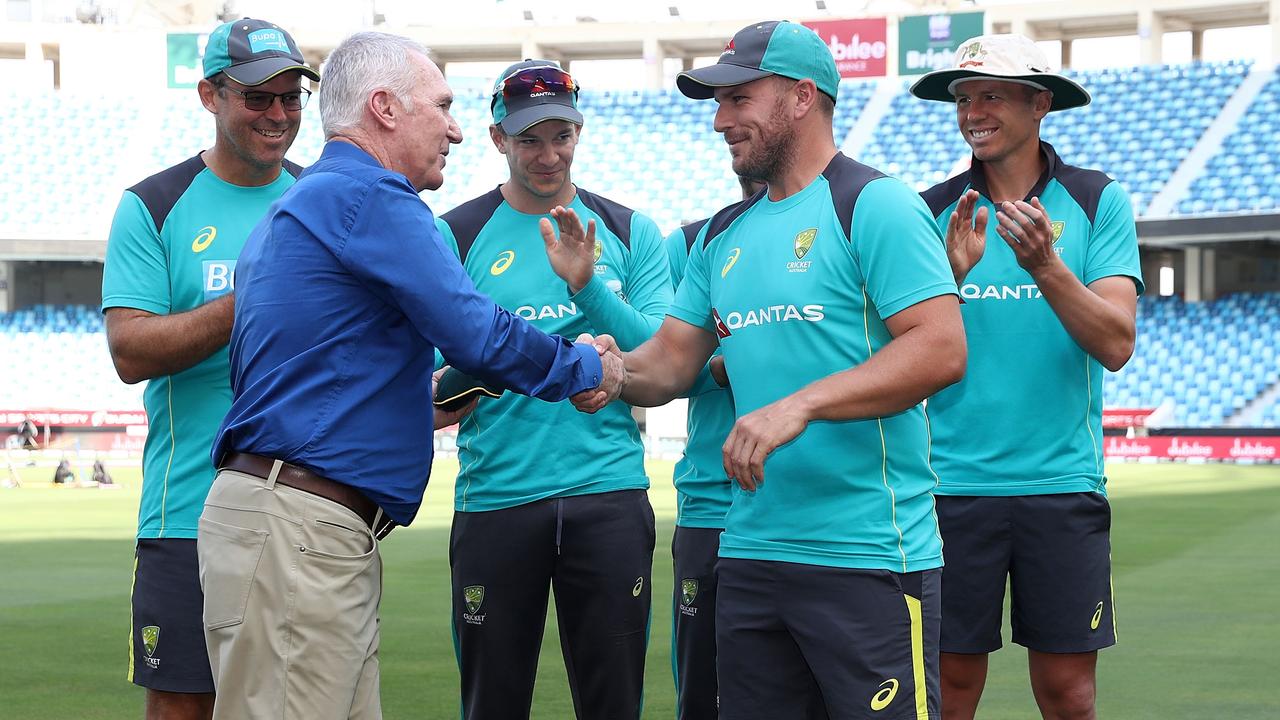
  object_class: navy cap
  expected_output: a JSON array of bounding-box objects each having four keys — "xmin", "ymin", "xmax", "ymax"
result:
[
  {"xmin": 203, "ymin": 18, "xmax": 319, "ymax": 86},
  {"xmin": 678, "ymin": 21, "xmax": 838, "ymax": 103},
  {"xmin": 491, "ymin": 59, "xmax": 583, "ymax": 134}
]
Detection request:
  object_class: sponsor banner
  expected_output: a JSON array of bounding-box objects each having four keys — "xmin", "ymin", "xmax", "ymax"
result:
[
  {"xmin": 803, "ymin": 18, "xmax": 888, "ymax": 78},
  {"xmin": 167, "ymin": 33, "xmax": 206, "ymax": 89},
  {"xmin": 2, "ymin": 410, "xmax": 147, "ymax": 428},
  {"xmin": 1102, "ymin": 408, "xmax": 1156, "ymax": 429},
  {"xmin": 898, "ymin": 11, "xmax": 985, "ymax": 76},
  {"xmin": 1104, "ymin": 436, "xmax": 1279, "ymax": 461}
]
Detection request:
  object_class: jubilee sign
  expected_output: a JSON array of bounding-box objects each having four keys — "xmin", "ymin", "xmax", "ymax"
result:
[{"xmin": 803, "ymin": 18, "xmax": 888, "ymax": 78}]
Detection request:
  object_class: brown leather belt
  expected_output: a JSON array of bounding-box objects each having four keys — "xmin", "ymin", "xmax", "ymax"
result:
[{"xmin": 219, "ymin": 452, "xmax": 395, "ymax": 539}]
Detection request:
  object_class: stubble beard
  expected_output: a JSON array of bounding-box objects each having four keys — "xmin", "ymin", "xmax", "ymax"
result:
[{"xmin": 734, "ymin": 99, "xmax": 795, "ymax": 184}]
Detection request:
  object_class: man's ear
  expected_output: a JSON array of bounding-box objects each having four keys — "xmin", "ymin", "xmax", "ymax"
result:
[
  {"xmin": 489, "ymin": 124, "xmax": 509, "ymax": 154},
  {"xmin": 368, "ymin": 89, "xmax": 399, "ymax": 130},
  {"xmin": 792, "ymin": 78, "xmax": 819, "ymax": 119},
  {"xmin": 1034, "ymin": 90, "xmax": 1053, "ymax": 120},
  {"xmin": 197, "ymin": 78, "xmax": 220, "ymax": 115}
]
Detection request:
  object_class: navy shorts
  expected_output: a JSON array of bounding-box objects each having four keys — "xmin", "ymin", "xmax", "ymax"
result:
[
  {"xmin": 716, "ymin": 558, "xmax": 941, "ymax": 720},
  {"xmin": 129, "ymin": 539, "xmax": 215, "ymax": 693},
  {"xmin": 936, "ymin": 492, "xmax": 1116, "ymax": 654}
]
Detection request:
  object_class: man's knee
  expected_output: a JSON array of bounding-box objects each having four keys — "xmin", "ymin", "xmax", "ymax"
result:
[
  {"xmin": 1029, "ymin": 652, "xmax": 1097, "ymax": 720},
  {"xmin": 940, "ymin": 652, "xmax": 988, "ymax": 691}
]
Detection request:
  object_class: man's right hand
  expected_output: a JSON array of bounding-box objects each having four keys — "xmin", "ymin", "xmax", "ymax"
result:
[
  {"xmin": 946, "ymin": 189, "xmax": 988, "ymax": 285},
  {"xmin": 571, "ymin": 334, "xmax": 623, "ymax": 413}
]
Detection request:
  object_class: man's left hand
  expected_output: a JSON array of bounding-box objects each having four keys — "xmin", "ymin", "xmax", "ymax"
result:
[
  {"xmin": 540, "ymin": 206, "xmax": 596, "ymax": 293},
  {"xmin": 432, "ymin": 366, "xmax": 478, "ymax": 429},
  {"xmin": 722, "ymin": 397, "xmax": 809, "ymax": 491},
  {"xmin": 995, "ymin": 198, "xmax": 1061, "ymax": 276}
]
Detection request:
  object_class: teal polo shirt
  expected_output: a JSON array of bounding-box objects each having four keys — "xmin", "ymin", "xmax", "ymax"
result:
[
  {"xmin": 669, "ymin": 153, "xmax": 957, "ymax": 572},
  {"xmin": 436, "ymin": 187, "xmax": 672, "ymax": 512},
  {"xmin": 921, "ymin": 142, "xmax": 1144, "ymax": 497},
  {"xmin": 664, "ymin": 219, "xmax": 736, "ymax": 529},
  {"xmin": 102, "ymin": 155, "xmax": 300, "ymax": 539}
]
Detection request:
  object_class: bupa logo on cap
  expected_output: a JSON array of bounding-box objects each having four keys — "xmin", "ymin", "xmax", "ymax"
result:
[{"xmin": 247, "ymin": 28, "xmax": 290, "ymax": 54}]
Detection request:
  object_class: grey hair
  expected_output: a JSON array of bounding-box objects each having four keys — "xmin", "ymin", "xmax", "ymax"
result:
[{"xmin": 319, "ymin": 32, "xmax": 433, "ymax": 138}]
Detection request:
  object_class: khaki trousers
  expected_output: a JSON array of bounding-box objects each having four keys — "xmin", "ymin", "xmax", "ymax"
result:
[{"xmin": 197, "ymin": 465, "xmax": 382, "ymax": 720}]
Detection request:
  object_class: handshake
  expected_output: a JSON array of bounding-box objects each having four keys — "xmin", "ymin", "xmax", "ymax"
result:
[{"xmin": 571, "ymin": 333, "xmax": 625, "ymax": 414}]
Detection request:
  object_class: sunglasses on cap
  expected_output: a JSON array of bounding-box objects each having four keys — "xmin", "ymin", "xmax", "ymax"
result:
[{"xmin": 495, "ymin": 65, "xmax": 578, "ymax": 100}]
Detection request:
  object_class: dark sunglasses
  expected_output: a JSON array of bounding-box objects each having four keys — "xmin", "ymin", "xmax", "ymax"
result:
[
  {"xmin": 222, "ymin": 86, "xmax": 311, "ymax": 112},
  {"xmin": 496, "ymin": 66, "xmax": 578, "ymax": 100}
]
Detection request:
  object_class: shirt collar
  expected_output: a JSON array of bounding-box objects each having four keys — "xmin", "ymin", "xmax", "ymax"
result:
[
  {"xmin": 968, "ymin": 140, "xmax": 1059, "ymax": 202},
  {"xmin": 321, "ymin": 139, "xmax": 383, "ymax": 167}
]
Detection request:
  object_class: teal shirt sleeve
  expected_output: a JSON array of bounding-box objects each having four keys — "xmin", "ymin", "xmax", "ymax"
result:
[
  {"xmin": 570, "ymin": 212, "xmax": 673, "ymax": 351},
  {"xmin": 669, "ymin": 231, "xmax": 717, "ymax": 334},
  {"xmin": 1084, "ymin": 181, "xmax": 1145, "ymax": 295},
  {"xmin": 664, "ymin": 226, "xmax": 721, "ymax": 398},
  {"xmin": 853, "ymin": 178, "xmax": 958, "ymax": 318},
  {"xmin": 431, "ymin": 217, "xmax": 464, "ymax": 371},
  {"xmin": 102, "ymin": 190, "xmax": 171, "ymax": 315}
]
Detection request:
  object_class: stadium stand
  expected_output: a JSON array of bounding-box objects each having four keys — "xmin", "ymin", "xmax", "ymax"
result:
[
  {"xmin": 1104, "ymin": 292, "xmax": 1280, "ymax": 427},
  {"xmin": 1178, "ymin": 66, "xmax": 1280, "ymax": 215},
  {"xmin": 0, "ymin": 305, "xmax": 142, "ymax": 411},
  {"xmin": 860, "ymin": 61, "xmax": 1253, "ymax": 213},
  {"xmin": 2, "ymin": 62, "xmax": 1278, "ymax": 429},
  {"xmin": 3, "ymin": 293, "xmax": 1277, "ymax": 427}
]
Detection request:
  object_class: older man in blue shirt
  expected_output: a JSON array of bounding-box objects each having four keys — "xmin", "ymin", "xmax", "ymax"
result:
[{"xmin": 197, "ymin": 32, "xmax": 622, "ymax": 720}]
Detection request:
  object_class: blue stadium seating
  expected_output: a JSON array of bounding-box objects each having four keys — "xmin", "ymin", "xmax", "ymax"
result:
[
  {"xmin": 1104, "ymin": 292, "xmax": 1280, "ymax": 427},
  {"xmin": 1178, "ymin": 65, "xmax": 1280, "ymax": 215},
  {"xmin": 0, "ymin": 62, "xmax": 1262, "ymax": 236},
  {"xmin": 861, "ymin": 61, "xmax": 1251, "ymax": 212},
  {"xmin": 3, "ymin": 294, "xmax": 1277, "ymax": 427},
  {"xmin": 0, "ymin": 305, "xmax": 143, "ymax": 411}
]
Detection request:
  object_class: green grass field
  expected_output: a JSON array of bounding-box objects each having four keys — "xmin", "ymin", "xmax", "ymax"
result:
[{"xmin": 2, "ymin": 461, "xmax": 1278, "ymax": 719}]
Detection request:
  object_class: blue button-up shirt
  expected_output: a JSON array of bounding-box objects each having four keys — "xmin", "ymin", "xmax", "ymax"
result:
[{"xmin": 213, "ymin": 141, "xmax": 602, "ymax": 525}]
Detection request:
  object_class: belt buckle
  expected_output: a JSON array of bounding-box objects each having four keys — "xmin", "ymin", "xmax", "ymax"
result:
[{"xmin": 373, "ymin": 515, "xmax": 397, "ymax": 540}]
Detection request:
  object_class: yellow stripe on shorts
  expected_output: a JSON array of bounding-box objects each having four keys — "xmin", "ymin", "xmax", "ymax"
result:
[
  {"xmin": 904, "ymin": 593, "xmax": 928, "ymax": 720},
  {"xmin": 126, "ymin": 553, "xmax": 139, "ymax": 682}
]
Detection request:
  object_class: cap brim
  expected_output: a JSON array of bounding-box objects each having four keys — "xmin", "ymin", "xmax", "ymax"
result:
[
  {"xmin": 677, "ymin": 63, "xmax": 775, "ymax": 99},
  {"xmin": 909, "ymin": 69, "xmax": 1090, "ymax": 112},
  {"xmin": 222, "ymin": 57, "xmax": 320, "ymax": 86},
  {"xmin": 497, "ymin": 104, "xmax": 584, "ymax": 135},
  {"xmin": 433, "ymin": 368, "xmax": 504, "ymax": 412}
]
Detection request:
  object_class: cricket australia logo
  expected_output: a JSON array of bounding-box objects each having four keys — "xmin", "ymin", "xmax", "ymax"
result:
[
  {"xmin": 462, "ymin": 585, "xmax": 486, "ymax": 625},
  {"xmin": 793, "ymin": 228, "xmax": 816, "ymax": 259},
  {"xmin": 593, "ymin": 239, "xmax": 603, "ymax": 263},
  {"xmin": 1051, "ymin": 221, "xmax": 1066, "ymax": 255},
  {"xmin": 958, "ymin": 41, "xmax": 987, "ymax": 68},
  {"xmin": 678, "ymin": 578, "xmax": 699, "ymax": 617},
  {"xmin": 141, "ymin": 625, "xmax": 161, "ymax": 669},
  {"xmin": 788, "ymin": 228, "xmax": 816, "ymax": 273}
]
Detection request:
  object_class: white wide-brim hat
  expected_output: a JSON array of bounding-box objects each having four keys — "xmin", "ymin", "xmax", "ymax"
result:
[{"xmin": 910, "ymin": 33, "xmax": 1090, "ymax": 112}]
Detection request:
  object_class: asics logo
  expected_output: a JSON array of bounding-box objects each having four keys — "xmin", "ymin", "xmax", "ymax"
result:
[
  {"xmin": 491, "ymin": 250, "xmax": 515, "ymax": 275},
  {"xmin": 1090, "ymin": 602, "xmax": 1104, "ymax": 630},
  {"xmin": 721, "ymin": 248, "xmax": 741, "ymax": 277},
  {"xmin": 191, "ymin": 226, "xmax": 216, "ymax": 253},
  {"xmin": 870, "ymin": 678, "xmax": 899, "ymax": 711}
]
